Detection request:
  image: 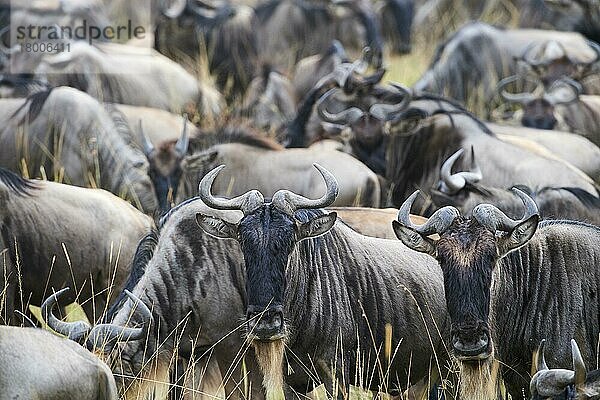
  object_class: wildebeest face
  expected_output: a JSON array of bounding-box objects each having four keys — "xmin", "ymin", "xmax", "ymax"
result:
[
  {"xmin": 350, "ymin": 114, "xmax": 384, "ymax": 149},
  {"xmin": 146, "ymin": 143, "xmax": 185, "ymax": 214},
  {"xmin": 238, "ymin": 205, "xmax": 295, "ymax": 341},
  {"xmin": 195, "ymin": 164, "xmax": 338, "ymax": 342},
  {"xmin": 436, "ymin": 218, "xmax": 496, "ymax": 360},
  {"xmin": 138, "ymin": 118, "xmax": 189, "ymax": 215},
  {"xmin": 393, "ymin": 189, "xmax": 539, "ymax": 362},
  {"xmin": 521, "ymin": 98, "xmax": 557, "ymax": 130}
]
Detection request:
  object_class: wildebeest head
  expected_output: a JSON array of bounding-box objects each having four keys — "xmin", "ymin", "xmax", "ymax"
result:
[
  {"xmin": 42, "ymin": 287, "xmax": 152, "ymax": 352},
  {"xmin": 393, "ymin": 189, "xmax": 539, "ymax": 361},
  {"xmin": 195, "ymin": 164, "xmax": 338, "ymax": 342},
  {"xmin": 530, "ymin": 339, "xmax": 600, "ymax": 399},
  {"xmin": 139, "ymin": 117, "xmax": 190, "ymax": 215},
  {"xmin": 316, "ymin": 80, "xmax": 410, "ymax": 150},
  {"xmin": 519, "ymin": 39, "xmax": 600, "ymax": 86},
  {"xmin": 498, "ymin": 75, "xmax": 582, "ymax": 130}
]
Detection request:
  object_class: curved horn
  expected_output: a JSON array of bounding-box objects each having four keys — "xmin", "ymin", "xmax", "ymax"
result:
[
  {"xmin": 584, "ymin": 39, "xmax": 600, "ymax": 65},
  {"xmin": 572, "ymin": 339, "xmax": 587, "ymax": 385},
  {"xmin": 523, "ymin": 41, "xmax": 556, "ymax": 67},
  {"xmin": 544, "ymin": 77, "xmax": 582, "ymax": 105},
  {"xmin": 138, "ymin": 120, "xmax": 155, "ymax": 156},
  {"xmin": 271, "ymin": 164, "xmax": 338, "ymax": 216},
  {"xmin": 472, "ymin": 188, "xmax": 539, "ymax": 232},
  {"xmin": 198, "ymin": 165, "xmax": 264, "ymax": 214},
  {"xmin": 87, "ymin": 290, "xmax": 153, "ymax": 350},
  {"xmin": 0, "ymin": 26, "xmax": 20, "ymax": 55},
  {"xmin": 497, "ymin": 75, "xmax": 536, "ymax": 104},
  {"xmin": 439, "ymin": 147, "xmax": 482, "ymax": 194},
  {"xmin": 316, "ymin": 88, "xmax": 364, "ymax": 125},
  {"xmin": 361, "ymin": 68, "xmax": 385, "ymax": 86},
  {"xmin": 175, "ymin": 114, "xmax": 190, "ymax": 156},
  {"xmin": 537, "ymin": 339, "xmax": 549, "ymax": 372},
  {"xmin": 41, "ymin": 288, "xmax": 91, "ymax": 344},
  {"xmin": 397, "ymin": 191, "xmax": 460, "ymax": 235},
  {"xmin": 163, "ymin": 0, "xmax": 187, "ymax": 18},
  {"xmin": 369, "ymin": 83, "xmax": 411, "ymax": 121}
]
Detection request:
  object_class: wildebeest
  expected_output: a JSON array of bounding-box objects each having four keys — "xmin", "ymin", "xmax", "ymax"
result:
[
  {"xmin": 375, "ymin": 0, "xmax": 414, "ymax": 54},
  {"xmin": 393, "ymin": 189, "xmax": 600, "ymax": 398},
  {"xmin": 489, "ymin": 123, "xmax": 600, "ymax": 183},
  {"xmin": 0, "ymin": 87, "xmax": 159, "ymax": 214},
  {"xmin": 41, "ymin": 287, "xmax": 154, "ymax": 399},
  {"xmin": 194, "ymin": 164, "xmax": 449, "ymax": 396},
  {"xmin": 255, "ymin": 0, "xmax": 384, "ymax": 71},
  {"xmin": 179, "ymin": 128, "xmax": 382, "ymax": 207},
  {"xmin": 519, "ymin": 0, "xmax": 600, "ymax": 43},
  {"xmin": 0, "ymin": 167, "xmax": 154, "ymax": 324},
  {"xmin": 498, "ymin": 75, "xmax": 600, "ymax": 147},
  {"xmin": 292, "ymin": 40, "xmax": 348, "ymax": 102},
  {"xmin": 24, "ymin": 41, "xmax": 224, "ymax": 116},
  {"xmin": 0, "ymin": 326, "xmax": 118, "ymax": 399},
  {"xmin": 530, "ymin": 339, "xmax": 600, "ymax": 399},
  {"xmin": 241, "ymin": 65, "xmax": 297, "ymax": 132},
  {"xmin": 384, "ymin": 97, "xmax": 599, "ymax": 208},
  {"xmin": 429, "ymin": 148, "xmax": 600, "ymax": 225},
  {"xmin": 413, "ymin": 22, "xmax": 600, "ymax": 112},
  {"xmin": 154, "ymin": 0, "xmax": 259, "ymax": 98},
  {"xmin": 103, "ymin": 104, "xmax": 201, "ymax": 215}
]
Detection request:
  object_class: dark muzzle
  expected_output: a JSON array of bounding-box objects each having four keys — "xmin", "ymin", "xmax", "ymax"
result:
[
  {"xmin": 246, "ymin": 305, "xmax": 285, "ymax": 341},
  {"xmin": 451, "ymin": 320, "xmax": 491, "ymax": 361}
]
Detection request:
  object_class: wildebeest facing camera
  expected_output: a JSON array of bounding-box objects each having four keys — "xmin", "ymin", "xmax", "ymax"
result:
[{"xmin": 0, "ymin": 0, "xmax": 599, "ymax": 399}]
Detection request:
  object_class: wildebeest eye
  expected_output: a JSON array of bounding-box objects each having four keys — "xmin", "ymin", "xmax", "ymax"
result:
[{"xmin": 133, "ymin": 161, "xmax": 146, "ymax": 168}]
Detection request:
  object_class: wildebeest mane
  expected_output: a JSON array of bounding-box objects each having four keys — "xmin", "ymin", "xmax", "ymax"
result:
[
  {"xmin": 538, "ymin": 219, "xmax": 600, "ymax": 231},
  {"xmin": 102, "ymin": 103, "xmax": 137, "ymax": 147},
  {"xmin": 105, "ymin": 230, "xmax": 159, "ymax": 322},
  {"xmin": 0, "ymin": 167, "xmax": 38, "ymax": 196},
  {"xmin": 157, "ymin": 196, "xmax": 201, "ymax": 229},
  {"xmin": 10, "ymin": 87, "xmax": 54, "ymax": 126},
  {"xmin": 430, "ymin": 109, "xmax": 494, "ymax": 135},
  {"xmin": 191, "ymin": 122, "xmax": 283, "ymax": 152},
  {"xmin": 554, "ymin": 187, "xmax": 600, "ymax": 209}
]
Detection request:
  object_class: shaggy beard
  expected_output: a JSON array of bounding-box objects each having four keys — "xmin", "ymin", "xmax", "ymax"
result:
[
  {"xmin": 457, "ymin": 356, "xmax": 501, "ymax": 400},
  {"xmin": 253, "ymin": 339, "xmax": 286, "ymax": 400}
]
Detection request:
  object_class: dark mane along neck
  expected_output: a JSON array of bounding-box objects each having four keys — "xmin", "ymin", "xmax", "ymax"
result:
[
  {"xmin": 191, "ymin": 122, "xmax": 283, "ymax": 153},
  {"xmin": 0, "ymin": 167, "xmax": 39, "ymax": 196},
  {"xmin": 386, "ymin": 114, "xmax": 463, "ymax": 206},
  {"xmin": 285, "ymin": 209, "xmax": 358, "ymax": 345}
]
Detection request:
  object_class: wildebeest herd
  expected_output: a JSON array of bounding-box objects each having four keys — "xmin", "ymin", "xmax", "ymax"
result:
[{"xmin": 0, "ymin": 0, "xmax": 600, "ymax": 399}]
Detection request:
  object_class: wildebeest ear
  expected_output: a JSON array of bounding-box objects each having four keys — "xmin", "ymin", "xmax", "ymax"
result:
[
  {"xmin": 392, "ymin": 221, "xmax": 436, "ymax": 256},
  {"xmin": 195, "ymin": 213, "xmax": 238, "ymax": 240},
  {"xmin": 296, "ymin": 212, "xmax": 337, "ymax": 242},
  {"xmin": 497, "ymin": 215, "xmax": 539, "ymax": 258}
]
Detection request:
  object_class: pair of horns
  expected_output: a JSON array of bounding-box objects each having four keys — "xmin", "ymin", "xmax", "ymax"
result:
[
  {"xmin": 531, "ymin": 339, "xmax": 588, "ymax": 397},
  {"xmin": 498, "ymin": 75, "xmax": 582, "ymax": 105},
  {"xmin": 198, "ymin": 164, "xmax": 338, "ymax": 216},
  {"xmin": 140, "ymin": 114, "xmax": 190, "ymax": 157},
  {"xmin": 521, "ymin": 39, "xmax": 600, "ymax": 67},
  {"xmin": 41, "ymin": 287, "xmax": 152, "ymax": 351},
  {"xmin": 316, "ymin": 82, "xmax": 412, "ymax": 126},
  {"xmin": 398, "ymin": 187, "xmax": 538, "ymax": 235}
]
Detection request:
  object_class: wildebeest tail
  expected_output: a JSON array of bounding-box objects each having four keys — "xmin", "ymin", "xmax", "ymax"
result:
[{"xmin": 105, "ymin": 230, "xmax": 158, "ymax": 322}]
